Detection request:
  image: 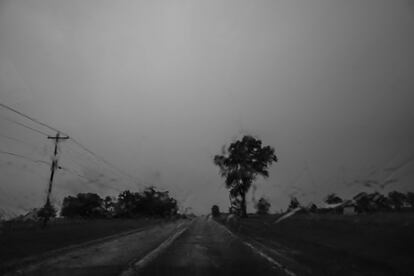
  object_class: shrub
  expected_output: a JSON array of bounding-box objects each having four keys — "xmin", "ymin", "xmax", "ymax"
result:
[
  {"xmin": 255, "ymin": 197, "xmax": 271, "ymax": 215},
  {"xmin": 211, "ymin": 205, "xmax": 220, "ymax": 217}
]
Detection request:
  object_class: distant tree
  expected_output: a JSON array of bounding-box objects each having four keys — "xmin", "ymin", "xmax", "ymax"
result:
[
  {"xmin": 308, "ymin": 203, "xmax": 317, "ymax": 212},
  {"xmin": 406, "ymin": 192, "xmax": 414, "ymax": 209},
  {"xmin": 353, "ymin": 192, "xmax": 391, "ymax": 213},
  {"xmin": 141, "ymin": 187, "xmax": 178, "ymax": 217},
  {"xmin": 37, "ymin": 201, "xmax": 57, "ymax": 226},
  {"xmin": 353, "ymin": 192, "xmax": 371, "ymax": 213},
  {"xmin": 324, "ymin": 193, "xmax": 343, "ymax": 204},
  {"xmin": 214, "ymin": 135, "xmax": 278, "ymax": 218},
  {"xmin": 255, "ymin": 197, "xmax": 271, "ymax": 215},
  {"xmin": 288, "ymin": 197, "xmax": 300, "ymax": 211},
  {"xmin": 60, "ymin": 188, "xmax": 179, "ymax": 219},
  {"xmin": 211, "ymin": 205, "xmax": 220, "ymax": 217},
  {"xmin": 115, "ymin": 187, "xmax": 178, "ymax": 218},
  {"xmin": 104, "ymin": 196, "xmax": 114, "ymax": 210},
  {"xmin": 61, "ymin": 193, "xmax": 104, "ymax": 218},
  {"xmin": 388, "ymin": 191, "xmax": 407, "ymax": 211},
  {"xmin": 103, "ymin": 196, "xmax": 115, "ymax": 217},
  {"xmin": 371, "ymin": 192, "xmax": 390, "ymax": 211},
  {"xmin": 115, "ymin": 190, "xmax": 142, "ymax": 217}
]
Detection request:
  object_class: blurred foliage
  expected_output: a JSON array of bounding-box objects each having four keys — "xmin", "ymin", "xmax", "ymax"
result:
[
  {"xmin": 324, "ymin": 193, "xmax": 343, "ymax": 204},
  {"xmin": 211, "ymin": 205, "xmax": 220, "ymax": 217},
  {"xmin": 288, "ymin": 197, "xmax": 300, "ymax": 211},
  {"xmin": 61, "ymin": 187, "xmax": 178, "ymax": 219},
  {"xmin": 255, "ymin": 197, "xmax": 271, "ymax": 215}
]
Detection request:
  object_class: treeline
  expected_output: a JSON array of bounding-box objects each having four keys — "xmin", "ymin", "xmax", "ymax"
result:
[
  {"xmin": 60, "ymin": 187, "xmax": 178, "ymax": 219},
  {"xmin": 288, "ymin": 190, "xmax": 414, "ymax": 214}
]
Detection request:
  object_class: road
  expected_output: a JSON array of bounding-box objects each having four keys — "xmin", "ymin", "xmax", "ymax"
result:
[
  {"xmin": 7, "ymin": 220, "xmax": 189, "ymax": 276},
  {"xmin": 137, "ymin": 216, "xmax": 281, "ymax": 276},
  {"xmin": 7, "ymin": 217, "xmax": 285, "ymax": 276}
]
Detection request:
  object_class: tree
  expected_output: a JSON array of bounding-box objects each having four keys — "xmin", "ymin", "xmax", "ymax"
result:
[
  {"xmin": 214, "ymin": 135, "xmax": 277, "ymax": 218},
  {"xmin": 388, "ymin": 191, "xmax": 407, "ymax": 211},
  {"xmin": 103, "ymin": 196, "xmax": 115, "ymax": 217},
  {"xmin": 37, "ymin": 201, "xmax": 57, "ymax": 226},
  {"xmin": 354, "ymin": 192, "xmax": 371, "ymax": 213},
  {"xmin": 324, "ymin": 193, "xmax": 343, "ymax": 204},
  {"xmin": 115, "ymin": 190, "xmax": 142, "ymax": 218},
  {"xmin": 211, "ymin": 205, "xmax": 220, "ymax": 217},
  {"xmin": 308, "ymin": 203, "xmax": 317, "ymax": 212},
  {"xmin": 61, "ymin": 193, "xmax": 104, "ymax": 218},
  {"xmin": 371, "ymin": 192, "xmax": 390, "ymax": 211},
  {"xmin": 255, "ymin": 197, "xmax": 271, "ymax": 215},
  {"xmin": 115, "ymin": 187, "xmax": 178, "ymax": 218},
  {"xmin": 406, "ymin": 192, "xmax": 414, "ymax": 209},
  {"xmin": 288, "ymin": 197, "xmax": 300, "ymax": 211}
]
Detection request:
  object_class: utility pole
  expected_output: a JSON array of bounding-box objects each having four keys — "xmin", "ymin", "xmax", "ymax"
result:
[{"xmin": 41, "ymin": 132, "xmax": 69, "ymax": 227}]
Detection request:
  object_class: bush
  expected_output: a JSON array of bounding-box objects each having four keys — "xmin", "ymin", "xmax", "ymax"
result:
[
  {"xmin": 211, "ymin": 205, "xmax": 220, "ymax": 217},
  {"xmin": 37, "ymin": 202, "xmax": 57, "ymax": 225},
  {"xmin": 60, "ymin": 187, "xmax": 179, "ymax": 219},
  {"xmin": 255, "ymin": 197, "xmax": 271, "ymax": 215},
  {"xmin": 61, "ymin": 193, "xmax": 104, "ymax": 218},
  {"xmin": 325, "ymin": 193, "xmax": 343, "ymax": 204},
  {"xmin": 115, "ymin": 187, "xmax": 178, "ymax": 218},
  {"xmin": 288, "ymin": 197, "xmax": 300, "ymax": 211}
]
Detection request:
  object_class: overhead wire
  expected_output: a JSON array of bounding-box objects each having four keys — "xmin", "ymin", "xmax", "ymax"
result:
[
  {"xmin": 0, "ymin": 116, "xmax": 51, "ymax": 137},
  {"xmin": 62, "ymin": 146, "xmax": 124, "ymax": 184},
  {"xmin": 69, "ymin": 138, "xmax": 139, "ymax": 185},
  {"xmin": 59, "ymin": 165, "xmax": 122, "ymax": 192},
  {"xmin": 0, "ymin": 132, "xmax": 40, "ymax": 149},
  {"xmin": 0, "ymin": 150, "xmax": 50, "ymax": 166},
  {"xmin": 63, "ymin": 141, "xmax": 133, "ymax": 186},
  {"xmin": 0, "ymin": 101, "xmax": 138, "ymax": 186},
  {"xmin": 0, "ymin": 102, "xmax": 66, "ymax": 135}
]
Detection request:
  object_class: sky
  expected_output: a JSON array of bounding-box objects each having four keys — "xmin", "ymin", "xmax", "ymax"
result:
[{"xmin": 1, "ymin": 0, "xmax": 414, "ymax": 217}]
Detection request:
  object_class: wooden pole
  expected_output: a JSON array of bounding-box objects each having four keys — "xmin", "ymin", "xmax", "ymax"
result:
[{"xmin": 42, "ymin": 132, "xmax": 69, "ymax": 226}]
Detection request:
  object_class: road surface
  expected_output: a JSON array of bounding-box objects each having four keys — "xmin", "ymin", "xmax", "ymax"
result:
[
  {"xmin": 7, "ymin": 217, "xmax": 285, "ymax": 276},
  {"xmin": 7, "ymin": 220, "xmax": 189, "ymax": 276},
  {"xmin": 137, "ymin": 216, "xmax": 281, "ymax": 276}
]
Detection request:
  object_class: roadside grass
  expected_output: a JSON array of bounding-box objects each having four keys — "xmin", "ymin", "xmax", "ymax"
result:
[
  {"xmin": 0, "ymin": 218, "xmax": 163, "ymax": 268},
  {"xmin": 218, "ymin": 212, "xmax": 414, "ymax": 275}
]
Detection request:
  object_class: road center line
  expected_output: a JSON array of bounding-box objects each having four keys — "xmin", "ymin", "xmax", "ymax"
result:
[
  {"xmin": 214, "ymin": 220, "xmax": 297, "ymax": 276},
  {"xmin": 119, "ymin": 222, "xmax": 191, "ymax": 276}
]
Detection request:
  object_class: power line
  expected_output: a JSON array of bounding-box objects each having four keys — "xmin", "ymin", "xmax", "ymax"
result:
[
  {"xmin": 0, "ymin": 116, "xmax": 51, "ymax": 136},
  {"xmin": 0, "ymin": 150, "xmax": 50, "ymax": 166},
  {"xmin": 61, "ymin": 146, "xmax": 121, "ymax": 182},
  {"xmin": 60, "ymin": 166, "xmax": 122, "ymax": 192},
  {"xmin": 0, "ymin": 101, "xmax": 138, "ymax": 186},
  {"xmin": 0, "ymin": 133, "xmax": 47, "ymax": 159},
  {"xmin": 69, "ymin": 138, "xmax": 140, "ymax": 185},
  {"xmin": 60, "ymin": 146, "xmax": 134, "ymax": 192},
  {"xmin": 0, "ymin": 102, "xmax": 66, "ymax": 135},
  {"xmin": 64, "ymin": 140, "xmax": 139, "ymax": 186},
  {"xmin": 0, "ymin": 132, "xmax": 38, "ymax": 148}
]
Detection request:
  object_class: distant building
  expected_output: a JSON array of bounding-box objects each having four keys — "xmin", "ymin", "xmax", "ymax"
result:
[
  {"xmin": 342, "ymin": 200, "xmax": 357, "ymax": 215},
  {"xmin": 317, "ymin": 200, "xmax": 356, "ymax": 215},
  {"xmin": 318, "ymin": 202, "xmax": 344, "ymax": 214}
]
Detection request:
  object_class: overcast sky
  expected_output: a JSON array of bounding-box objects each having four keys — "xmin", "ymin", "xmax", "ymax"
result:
[{"xmin": 1, "ymin": 0, "xmax": 414, "ymax": 216}]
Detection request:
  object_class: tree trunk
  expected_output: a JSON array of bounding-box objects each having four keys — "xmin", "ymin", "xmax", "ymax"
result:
[{"xmin": 240, "ymin": 192, "xmax": 247, "ymax": 218}]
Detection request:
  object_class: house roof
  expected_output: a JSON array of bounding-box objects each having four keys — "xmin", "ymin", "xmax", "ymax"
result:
[{"xmin": 322, "ymin": 202, "xmax": 343, "ymax": 209}]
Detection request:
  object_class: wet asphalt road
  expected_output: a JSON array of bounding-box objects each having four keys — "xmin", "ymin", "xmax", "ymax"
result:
[
  {"xmin": 139, "ymin": 216, "xmax": 280, "ymax": 276},
  {"xmin": 7, "ymin": 217, "xmax": 282, "ymax": 276},
  {"xmin": 7, "ymin": 221, "xmax": 188, "ymax": 276}
]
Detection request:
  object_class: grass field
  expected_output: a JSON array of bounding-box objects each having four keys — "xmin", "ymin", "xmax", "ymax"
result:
[
  {"xmin": 0, "ymin": 218, "xmax": 163, "ymax": 269},
  {"xmin": 218, "ymin": 212, "xmax": 414, "ymax": 275}
]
